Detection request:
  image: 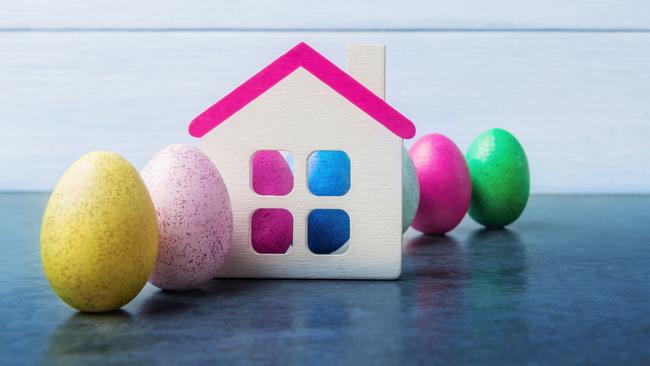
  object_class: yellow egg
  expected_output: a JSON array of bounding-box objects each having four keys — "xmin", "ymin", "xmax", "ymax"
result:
[{"xmin": 41, "ymin": 152, "xmax": 158, "ymax": 312}]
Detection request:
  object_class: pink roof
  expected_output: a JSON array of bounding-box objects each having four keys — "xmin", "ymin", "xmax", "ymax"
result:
[{"xmin": 188, "ymin": 42, "xmax": 415, "ymax": 139}]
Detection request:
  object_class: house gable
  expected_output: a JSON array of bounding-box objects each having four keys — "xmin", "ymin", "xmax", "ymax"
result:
[{"xmin": 188, "ymin": 42, "xmax": 415, "ymax": 139}]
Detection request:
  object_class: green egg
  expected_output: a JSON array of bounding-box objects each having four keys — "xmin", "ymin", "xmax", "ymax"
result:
[{"xmin": 465, "ymin": 128, "xmax": 529, "ymax": 228}]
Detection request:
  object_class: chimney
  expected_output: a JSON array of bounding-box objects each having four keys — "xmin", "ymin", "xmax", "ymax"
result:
[{"xmin": 347, "ymin": 44, "xmax": 386, "ymax": 100}]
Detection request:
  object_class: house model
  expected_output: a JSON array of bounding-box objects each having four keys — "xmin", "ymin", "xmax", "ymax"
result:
[{"xmin": 188, "ymin": 42, "xmax": 415, "ymax": 279}]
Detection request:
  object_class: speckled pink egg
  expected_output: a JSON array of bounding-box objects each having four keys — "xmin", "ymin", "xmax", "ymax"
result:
[
  {"xmin": 141, "ymin": 144, "xmax": 233, "ymax": 290},
  {"xmin": 409, "ymin": 133, "xmax": 472, "ymax": 235}
]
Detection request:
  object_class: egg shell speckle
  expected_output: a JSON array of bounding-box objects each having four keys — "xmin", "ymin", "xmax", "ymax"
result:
[
  {"xmin": 402, "ymin": 147, "xmax": 420, "ymax": 233},
  {"xmin": 40, "ymin": 152, "xmax": 158, "ymax": 312},
  {"xmin": 409, "ymin": 133, "xmax": 472, "ymax": 235},
  {"xmin": 141, "ymin": 144, "xmax": 233, "ymax": 290},
  {"xmin": 466, "ymin": 128, "xmax": 530, "ymax": 228}
]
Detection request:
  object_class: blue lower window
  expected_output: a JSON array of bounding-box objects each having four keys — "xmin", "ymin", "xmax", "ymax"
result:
[{"xmin": 307, "ymin": 209, "xmax": 350, "ymax": 254}]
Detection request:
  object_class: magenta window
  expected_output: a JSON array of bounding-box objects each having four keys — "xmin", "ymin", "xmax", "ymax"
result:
[
  {"xmin": 251, "ymin": 208, "xmax": 293, "ymax": 254},
  {"xmin": 251, "ymin": 150, "xmax": 294, "ymax": 196}
]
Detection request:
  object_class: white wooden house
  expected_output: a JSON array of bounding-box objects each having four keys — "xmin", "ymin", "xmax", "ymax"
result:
[{"xmin": 188, "ymin": 42, "xmax": 415, "ymax": 279}]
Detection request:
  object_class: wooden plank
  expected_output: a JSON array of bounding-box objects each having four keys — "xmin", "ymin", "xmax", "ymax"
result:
[
  {"xmin": 1, "ymin": 32, "xmax": 649, "ymax": 193},
  {"xmin": 2, "ymin": 0, "xmax": 650, "ymax": 30}
]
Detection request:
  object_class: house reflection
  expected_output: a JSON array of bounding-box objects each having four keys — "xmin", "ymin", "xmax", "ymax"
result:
[{"xmin": 44, "ymin": 229, "xmax": 528, "ymax": 363}]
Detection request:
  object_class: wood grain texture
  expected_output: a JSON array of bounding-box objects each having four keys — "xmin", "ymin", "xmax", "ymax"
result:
[
  {"xmin": 348, "ymin": 44, "xmax": 385, "ymax": 99},
  {"xmin": 1, "ymin": 33, "xmax": 649, "ymax": 193},
  {"xmin": 2, "ymin": 0, "xmax": 650, "ymax": 30}
]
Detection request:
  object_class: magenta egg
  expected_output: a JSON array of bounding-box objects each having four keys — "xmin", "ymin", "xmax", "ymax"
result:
[
  {"xmin": 141, "ymin": 144, "xmax": 233, "ymax": 290},
  {"xmin": 409, "ymin": 133, "xmax": 471, "ymax": 235}
]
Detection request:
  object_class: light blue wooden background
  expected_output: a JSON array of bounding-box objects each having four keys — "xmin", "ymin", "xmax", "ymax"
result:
[{"xmin": 1, "ymin": 1, "xmax": 649, "ymax": 192}]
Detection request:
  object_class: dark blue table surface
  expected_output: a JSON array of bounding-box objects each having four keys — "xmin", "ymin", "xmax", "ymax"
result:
[{"xmin": 1, "ymin": 193, "xmax": 649, "ymax": 365}]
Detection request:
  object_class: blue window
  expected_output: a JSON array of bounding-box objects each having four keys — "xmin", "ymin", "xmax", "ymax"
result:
[
  {"xmin": 307, "ymin": 151, "xmax": 350, "ymax": 196},
  {"xmin": 308, "ymin": 209, "xmax": 350, "ymax": 254}
]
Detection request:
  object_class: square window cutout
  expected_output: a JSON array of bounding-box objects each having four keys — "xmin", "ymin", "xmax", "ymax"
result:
[
  {"xmin": 252, "ymin": 209, "xmax": 293, "ymax": 254},
  {"xmin": 251, "ymin": 150, "xmax": 294, "ymax": 196},
  {"xmin": 308, "ymin": 209, "xmax": 350, "ymax": 254},
  {"xmin": 307, "ymin": 151, "xmax": 350, "ymax": 196}
]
